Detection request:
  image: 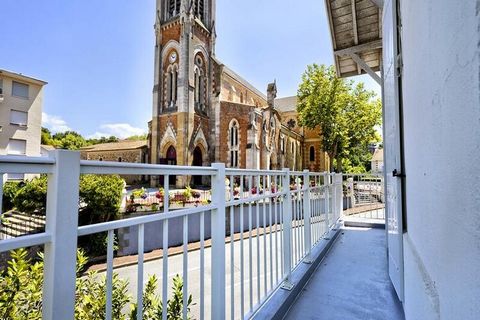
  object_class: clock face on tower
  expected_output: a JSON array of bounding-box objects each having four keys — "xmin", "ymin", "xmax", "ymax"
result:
[{"xmin": 169, "ymin": 51, "xmax": 177, "ymax": 64}]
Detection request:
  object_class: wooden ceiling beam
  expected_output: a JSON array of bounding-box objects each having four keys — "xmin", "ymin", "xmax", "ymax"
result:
[{"xmin": 334, "ymin": 39, "xmax": 382, "ymax": 56}]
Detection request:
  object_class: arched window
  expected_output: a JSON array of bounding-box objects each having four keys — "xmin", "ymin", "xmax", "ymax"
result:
[
  {"xmin": 118, "ymin": 157, "xmax": 122, "ymax": 162},
  {"xmin": 309, "ymin": 146, "xmax": 315, "ymax": 162},
  {"xmin": 168, "ymin": 0, "xmax": 181, "ymax": 18},
  {"xmin": 194, "ymin": 55, "xmax": 206, "ymax": 111},
  {"xmin": 229, "ymin": 120, "xmax": 239, "ymax": 168},
  {"xmin": 164, "ymin": 50, "xmax": 178, "ymax": 110},
  {"xmin": 194, "ymin": 0, "xmax": 205, "ymax": 21},
  {"xmin": 99, "ymin": 157, "xmax": 103, "ymax": 161}
]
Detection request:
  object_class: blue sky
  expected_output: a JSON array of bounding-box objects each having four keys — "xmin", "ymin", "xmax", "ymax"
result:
[{"xmin": 1, "ymin": 0, "xmax": 380, "ymax": 138}]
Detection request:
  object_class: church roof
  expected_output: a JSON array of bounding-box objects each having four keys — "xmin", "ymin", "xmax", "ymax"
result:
[
  {"xmin": 80, "ymin": 140, "xmax": 148, "ymax": 152},
  {"xmin": 213, "ymin": 58, "xmax": 267, "ymax": 100},
  {"xmin": 274, "ymin": 96, "xmax": 298, "ymax": 112}
]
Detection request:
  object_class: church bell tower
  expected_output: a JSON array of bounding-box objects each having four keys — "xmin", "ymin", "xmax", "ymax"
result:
[{"xmin": 149, "ymin": 0, "xmax": 216, "ymax": 186}]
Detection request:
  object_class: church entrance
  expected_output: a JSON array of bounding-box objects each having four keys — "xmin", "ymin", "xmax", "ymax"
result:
[
  {"xmin": 192, "ymin": 146, "xmax": 203, "ymax": 186},
  {"xmin": 160, "ymin": 146, "xmax": 177, "ymax": 186}
]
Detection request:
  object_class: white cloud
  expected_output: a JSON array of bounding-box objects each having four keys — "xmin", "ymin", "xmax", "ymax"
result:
[
  {"xmin": 42, "ymin": 112, "xmax": 71, "ymax": 133},
  {"xmin": 88, "ymin": 123, "xmax": 146, "ymax": 140}
]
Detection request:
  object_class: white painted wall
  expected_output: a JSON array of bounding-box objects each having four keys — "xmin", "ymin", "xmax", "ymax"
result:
[{"xmin": 399, "ymin": 0, "xmax": 480, "ymax": 319}]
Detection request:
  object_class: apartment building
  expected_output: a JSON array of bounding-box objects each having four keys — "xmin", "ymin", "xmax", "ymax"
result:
[{"xmin": 0, "ymin": 69, "xmax": 47, "ymax": 179}]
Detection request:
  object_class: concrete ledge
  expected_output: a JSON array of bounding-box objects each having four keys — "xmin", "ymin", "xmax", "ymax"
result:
[
  {"xmin": 251, "ymin": 223, "xmax": 342, "ymax": 320},
  {"xmin": 344, "ymin": 220, "xmax": 385, "ymax": 229}
]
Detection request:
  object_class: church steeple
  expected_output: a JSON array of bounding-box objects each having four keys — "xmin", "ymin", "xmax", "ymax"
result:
[{"xmin": 150, "ymin": 0, "xmax": 217, "ymax": 179}]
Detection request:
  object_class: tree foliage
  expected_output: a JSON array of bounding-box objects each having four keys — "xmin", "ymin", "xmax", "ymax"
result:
[
  {"xmin": 125, "ymin": 134, "xmax": 148, "ymax": 141},
  {"xmin": 297, "ymin": 64, "xmax": 382, "ymax": 172},
  {"xmin": 41, "ymin": 127, "xmax": 119, "ymax": 150}
]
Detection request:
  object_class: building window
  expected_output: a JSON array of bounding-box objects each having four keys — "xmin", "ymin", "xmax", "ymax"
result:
[
  {"xmin": 10, "ymin": 110, "xmax": 28, "ymax": 126},
  {"xmin": 118, "ymin": 157, "xmax": 122, "ymax": 162},
  {"xmin": 7, "ymin": 139, "xmax": 26, "ymax": 155},
  {"xmin": 12, "ymin": 81, "xmax": 29, "ymax": 99},
  {"xmin": 194, "ymin": 55, "xmax": 206, "ymax": 112},
  {"xmin": 168, "ymin": 0, "xmax": 181, "ymax": 17},
  {"xmin": 164, "ymin": 50, "xmax": 178, "ymax": 110},
  {"xmin": 229, "ymin": 119, "xmax": 239, "ymax": 168},
  {"xmin": 280, "ymin": 136, "xmax": 285, "ymax": 153},
  {"xmin": 240, "ymin": 93, "xmax": 244, "ymax": 103},
  {"xmin": 291, "ymin": 141, "xmax": 294, "ymax": 154},
  {"xmin": 194, "ymin": 0, "xmax": 205, "ymax": 21},
  {"xmin": 310, "ymin": 146, "xmax": 315, "ymax": 162},
  {"xmin": 99, "ymin": 157, "xmax": 103, "ymax": 161},
  {"xmin": 0, "ymin": 79, "xmax": 3, "ymax": 94}
]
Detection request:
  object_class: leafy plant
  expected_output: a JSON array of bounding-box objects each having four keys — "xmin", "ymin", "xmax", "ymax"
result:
[
  {"xmin": 79, "ymin": 175, "xmax": 125, "ymax": 224},
  {"xmin": 183, "ymin": 186, "xmax": 193, "ymax": 200},
  {"xmin": 1, "ymin": 181, "xmax": 22, "ymax": 212},
  {"xmin": 132, "ymin": 188, "xmax": 147, "ymax": 199},
  {"xmin": 13, "ymin": 176, "xmax": 47, "ymax": 215},
  {"xmin": 130, "ymin": 274, "xmax": 193, "ymax": 320},
  {"xmin": 0, "ymin": 249, "xmax": 193, "ymax": 320}
]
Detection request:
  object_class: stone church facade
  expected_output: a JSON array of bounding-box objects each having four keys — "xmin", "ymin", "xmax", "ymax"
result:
[{"xmin": 148, "ymin": 0, "xmax": 329, "ymax": 186}]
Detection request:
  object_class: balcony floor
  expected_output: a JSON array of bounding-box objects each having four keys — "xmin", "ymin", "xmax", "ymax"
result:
[{"xmin": 284, "ymin": 227, "xmax": 405, "ymax": 320}]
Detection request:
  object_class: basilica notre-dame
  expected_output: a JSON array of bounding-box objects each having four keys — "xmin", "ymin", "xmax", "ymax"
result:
[{"xmin": 147, "ymin": 0, "xmax": 329, "ymax": 186}]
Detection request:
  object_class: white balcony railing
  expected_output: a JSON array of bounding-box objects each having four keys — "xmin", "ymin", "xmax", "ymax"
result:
[{"xmin": 0, "ymin": 150, "xmax": 343, "ymax": 320}]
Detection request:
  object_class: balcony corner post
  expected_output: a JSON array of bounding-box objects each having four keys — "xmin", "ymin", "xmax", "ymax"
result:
[
  {"xmin": 281, "ymin": 168, "xmax": 294, "ymax": 290},
  {"xmin": 42, "ymin": 150, "xmax": 81, "ymax": 320},
  {"xmin": 303, "ymin": 170, "xmax": 313, "ymax": 264},
  {"xmin": 211, "ymin": 163, "xmax": 226, "ymax": 320}
]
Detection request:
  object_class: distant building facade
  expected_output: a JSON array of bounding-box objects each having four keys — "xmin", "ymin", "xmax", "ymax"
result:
[
  {"xmin": 148, "ymin": 0, "xmax": 329, "ymax": 186},
  {"xmin": 0, "ymin": 69, "xmax": 47, "ymax": 180},
  {"xmin": 371, "ymin": 148, "xmax": 383, "ymax": 173},
  {"xmin": 80, "ymin": 140, "xmax": 148, "ymax": 184}
]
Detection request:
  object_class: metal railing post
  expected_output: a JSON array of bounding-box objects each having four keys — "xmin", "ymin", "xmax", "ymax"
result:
[
  {"xmin": 0, "ymin": 174, "xmax": 4, "ymax": 239},
  {"xmin": 0, "ymin": 173, "xmax": 4, "ymax": 216},
  {"xmin": 42, "ymin": 150, "xmax": 81, "ymax": 320},
  {"xmin": 324, "ymin": 173, "xmax": 330, "ymax": 233},
  {"xmin": 303, "ymin": 170, "xmax": 312, "ymax": 263},
  {"xmin": 336, "ymin": 174, "xmax": 343, "ymax": 221},
  {"xmin": 211, "ymin": 163, "xmax": 226, "ymax": 320},
  {"xmin": 281, "ymin": 168, "xmax": 294, "ymax": 290}
]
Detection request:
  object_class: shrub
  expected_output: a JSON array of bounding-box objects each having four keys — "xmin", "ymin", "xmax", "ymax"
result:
[
  {"xmin": 13, "ymin": 176, "xmax": 47, "ymax": 215},
  {"xmin": 1, "ymin": 181, "xmax": 22, "ymax": 212},
  {"xmin": 79, "ymin": 174, "xmax": 125, "ymax": 224},
  {"xmin": 0, "ymin": 249, "xmax": 192, "ymax": 320},
  {"xmin": 129, "ymin": 274, "xmax": 193, "ymax": 320}
]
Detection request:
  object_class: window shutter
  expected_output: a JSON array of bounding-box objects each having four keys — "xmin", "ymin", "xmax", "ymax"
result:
[{"xmin": 10, "ymin": 110, "xmax": 28, "ymax": 126}]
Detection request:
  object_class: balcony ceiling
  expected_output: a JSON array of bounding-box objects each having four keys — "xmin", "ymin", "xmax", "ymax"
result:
[{"xmin": 324, "ymin": 0, "xmax": 383, "ymax": 79}]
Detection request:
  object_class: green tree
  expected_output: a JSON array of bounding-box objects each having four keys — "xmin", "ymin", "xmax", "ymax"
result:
[
  {"xmin": 41, "ymin": 127, "xmax": 55, "ymax": 146},
  {"xmin": 52, "ymin": 131, "xmax": 88, "ymax": 150},
  {"xmin": 125, "ymin": 134, "xmax": 148, "ymax": 141},
  {"xmin": 86, "ymin": 136, "xmax": 119, "ymax": 145},
  {"xmin": 297, "ymin": 64, "xmax": 382, "ymax": 172}
]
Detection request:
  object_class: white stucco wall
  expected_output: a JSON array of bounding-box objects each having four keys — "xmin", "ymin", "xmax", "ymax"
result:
[{"xmin": 400, "ymin": 0, "xmax": 480, "ymax": 319}]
